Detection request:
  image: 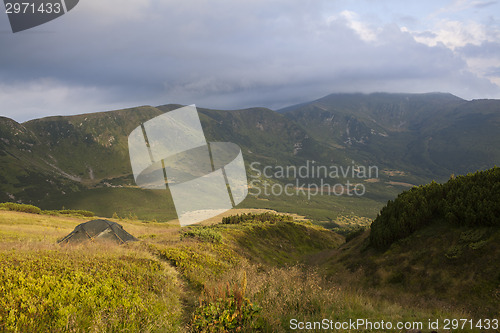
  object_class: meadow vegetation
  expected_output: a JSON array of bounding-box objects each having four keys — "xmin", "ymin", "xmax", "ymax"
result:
[
  {"xmin": 0, "ymin": 202, "xmax": 497, "ymax": 332},
  {"xmin": 0, "ymin": 202, "xmax": 94, "ymax": 218},
  {"xmin": 0, "ymin": 246, "xmax": 182, "ymax": 332}
]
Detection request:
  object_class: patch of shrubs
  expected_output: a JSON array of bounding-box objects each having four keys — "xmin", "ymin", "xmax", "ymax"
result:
[
  {"xmin": 54, "ymin": 209, "xmax": 95, "ymax": 217},
  {"xmin": 222, "ymin": 212, "xmax": 293, "ymax": 225},
  {"xmin": 370, "ymin": 167, "xmax": 500, "ymax": 249},
  {"xmin": 182, "ymin": 227, "xmax": 223, "ymax": 243},
  {"xmin": 0, "ymin": 202, "xmax": 95, "ymax": 217},
  {"xmin": 0, "ymin": 202, "xmax": 42, "ymax": 214},
  {"xmin": 345, "ymin": 227, "xmax": 366, "ymax": 242},
  {"xmin": 0, "ymin": 251, "xmax": 180, "ymax": 332},
  {"xmin": 191, "ymin": 273, "xmax": 262, "ymax": 332}
]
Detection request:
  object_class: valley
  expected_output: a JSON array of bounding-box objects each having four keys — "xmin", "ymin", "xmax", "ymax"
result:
[{"xmin": 1, "ymin": 92, "xmax": 498, "ymax": 225}]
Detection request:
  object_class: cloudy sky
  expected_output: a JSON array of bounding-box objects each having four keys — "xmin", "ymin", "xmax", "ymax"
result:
[{"xmin": 1, "ymin": 0, "xmax": 499, "ymax": 121}]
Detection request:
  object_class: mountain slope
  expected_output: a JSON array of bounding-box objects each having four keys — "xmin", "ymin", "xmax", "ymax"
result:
[
  {"xmin": 158, "ymin": 104, "xmax": 342, "ymax": 166},
  {"xmin": 0, "ymin": 116, "xmax": 85, "ymax": 203},
  {"xmin": 370, "ymin": 167, "xmax": 500, "ymax": 249},
  {"xmin": 316, "ymin": 167, "xmax": 500, "ymax": 317},
  {"xmin": 3, "ymin": 104, "xmax": 369, "ymax": 221},
  {"xmin": 280, "ymin": 93, "xmax": 500, "ymax": 179},
  {"xmin": 1, "ymin": 93, "xmax": 499, "ymax": 222},
  {"xmin": 23, "ymin": 106, "xmax": 163, "ymax": 183}
]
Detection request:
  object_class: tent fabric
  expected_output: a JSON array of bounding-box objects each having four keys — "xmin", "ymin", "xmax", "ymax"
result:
[{"xmin": 58, "ymin": 219, "xmax": 139, "ymax": 245}]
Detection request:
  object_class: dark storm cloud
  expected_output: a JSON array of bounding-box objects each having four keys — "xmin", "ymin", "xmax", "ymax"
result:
[{"xmin": 0, "ymin": 0, "xmax": 499, "ymax": 121}]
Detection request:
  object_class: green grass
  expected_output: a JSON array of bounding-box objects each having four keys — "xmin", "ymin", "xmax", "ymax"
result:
[
  {"xmin": 0, "ymin": 209, "xmax": 496, "ymax": 332},
  {"xmin": 0, "ymin": 246, "xmax": 182, "ymax": 332},
  {"xmin": 181, "ymin": 227, "xmax": 223, "ymax": 243},
  {"xmin": 220, "ymin": 220, "xmax": 344, "ymax": 266},
  {"xmin": 240, "ymin": 190, "xmax": 384, "ymax": 224},
  {"xmin": 40, "ymin": 187, "xmax": 178, "ymax": 222},
  {"xmin": 317, "ymin": 222, "xmax": 500, "ymax": 318}
]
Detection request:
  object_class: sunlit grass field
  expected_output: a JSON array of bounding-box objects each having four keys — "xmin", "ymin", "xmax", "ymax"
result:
[{"xmin": 0, "ymin": 209, "xmax": 492, "ymax": 332}]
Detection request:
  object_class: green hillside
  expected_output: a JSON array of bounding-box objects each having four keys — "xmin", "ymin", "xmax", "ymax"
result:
[
  {"xmin": 316, "ymin": 166, "xmax": 500, "ymax": 318},
  {"xmin": 281, "ymin": 93, "xmax": 500, "ymax": 180},
  {"xmin": 1, "ymin": 93, "xmax": 499, "ymax": 224},
  {"xmin": 370, "ymin": 167, "xmax": 500, "ymax": 249},
  {"xmin": 0, "ymin": 104, "xmax": 390, "ymax": 223}
]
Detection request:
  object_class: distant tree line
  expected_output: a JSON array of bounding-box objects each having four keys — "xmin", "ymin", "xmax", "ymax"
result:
[
  {"xmin": 370, "ymin": 166, "xmax": 500, "ymax": 249},
  {"xmin": 222, "ymin": 212, "xmax": 293, "ymax": 225}
]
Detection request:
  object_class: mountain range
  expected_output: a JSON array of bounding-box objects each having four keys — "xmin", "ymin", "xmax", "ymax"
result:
[
  {"xmin": 1, "ymin": 92, "xmax": 499, "ymax": 223},
  {"xmin": 280, "ymin": 92, "xmax": 500, "ymax": 178}
]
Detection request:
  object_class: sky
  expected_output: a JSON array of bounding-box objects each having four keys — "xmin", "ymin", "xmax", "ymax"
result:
[{"xmin": 0, "ymin": 0, "xmax": 499, "ymax": 122}]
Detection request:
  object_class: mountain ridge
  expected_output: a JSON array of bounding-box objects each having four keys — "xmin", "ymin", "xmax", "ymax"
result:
[
  {"xmin": 280, "ymin": 92, "xmax": 499, "ymax": 178},
  {"xmin": 1, "ymin": 92, "xmax": 499, "ymax": 222}
]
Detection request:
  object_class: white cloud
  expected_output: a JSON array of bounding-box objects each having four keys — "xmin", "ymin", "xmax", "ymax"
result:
[
  {"xmin": 402, "ymin": 13, "xmax": 500, "ymax": 90},
  {"xmin": 330, "ymin": 10, "xmax": 378, "ymax": 42},
  {"xmin": 412, "ymin": 20, "xmax": 496, "ymax": 50},
  {"xmin": 467, "ymin": 57, "xmax": 500, "ymax": 86}
]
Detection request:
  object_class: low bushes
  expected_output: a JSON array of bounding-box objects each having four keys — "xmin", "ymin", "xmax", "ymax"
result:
[
  {"xmin": 0, "ymin": 202, "xmax": 41, "ymax": 214},
  {"xmin": 0, "ymin": 249, "xmax": 182, "ymax": 332},
  {"xmin": 181, "ymin": 227, "xmax": 223, "ymax": 243},
  {"xmin": 0, "ymin": 202, "xmax": 95, "ymax": 218},
  {"xmin": 222, "ymin": 212, "xmax": 293, "ymax": 225}
]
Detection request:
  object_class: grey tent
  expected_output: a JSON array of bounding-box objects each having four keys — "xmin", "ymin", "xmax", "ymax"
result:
[{"xmin": 59, "ymin": 219, "xmax": 139, "ymax": 245}]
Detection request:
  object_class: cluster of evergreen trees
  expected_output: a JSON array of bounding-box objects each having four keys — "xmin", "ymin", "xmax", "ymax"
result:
[
  {"xmin": 370, "ymin": 167, "xmax": 500, "ymax": 249},
  {"xmin": 222, "ymin": 212, "xmax": 293, "ymax": 225}
]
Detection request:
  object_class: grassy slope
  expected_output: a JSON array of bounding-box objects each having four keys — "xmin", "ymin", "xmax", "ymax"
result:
[
  {"xmin": 0, "ymin": 211, "xmax": 183, "ymax": 332},
  {"xmin": 0, "ymin": 210, "xmax": 491, "ymax": 332},
  {"xmin": 41, "ymin": 187, "xmax": 179, "ymax": 222},
  {"xmin": 314, "ymin": 167, "xmax": 500, "ymax": 319},
  {"xmin": 36, "ymin": 183, "xmax": 391, "ymax": 224},
  {"xmin": 315, "ymin": 222, "xmax": 500, "ymax": 318}
]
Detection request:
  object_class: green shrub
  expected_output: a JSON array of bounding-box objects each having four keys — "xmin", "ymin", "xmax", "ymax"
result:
[
  {"xmin": 459, "ymin": 229, "xmax": 488, "ymax": 243},
  {"xmin": 0, "ymin": 203, "xmax": 95, "ymax": 218},
  {"xmin": 190, "ymin": 273, "xmax": 262, "ymax": 332},
  {"xmin": 469, "ymin": 240, "xmax": 488, "ymax": 250},
  {"xmin": 370, "ymin": 167, "xmax": 500, "ymax": 249},
  {"xmin": 445, "ymin": 245, "xmax": 463, "ymax": 259},
  {"xmin": 57, "ymin": 209, "xmax": 95, "ymax": 217},
  {"xmin": 222, "ymin": 212, "xmax": 293, "ymax": 225},
  {"xmin": 0, "ymin": 202, "xmax": 42, "ymax": 214},
  {"xmin": 182, "ymin": 227, "xmax": 223, "ymax": 243},
  {"xmin": 345, "ymin": 227, "xmax": 366, "ymax": 242},
  {"xmin": 40, "ymin": 209, "xmax": 95, "ymax": 217},
  {"xmin": 0, "ymin": 250, "xmax": 182, "ymax": 332}
]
